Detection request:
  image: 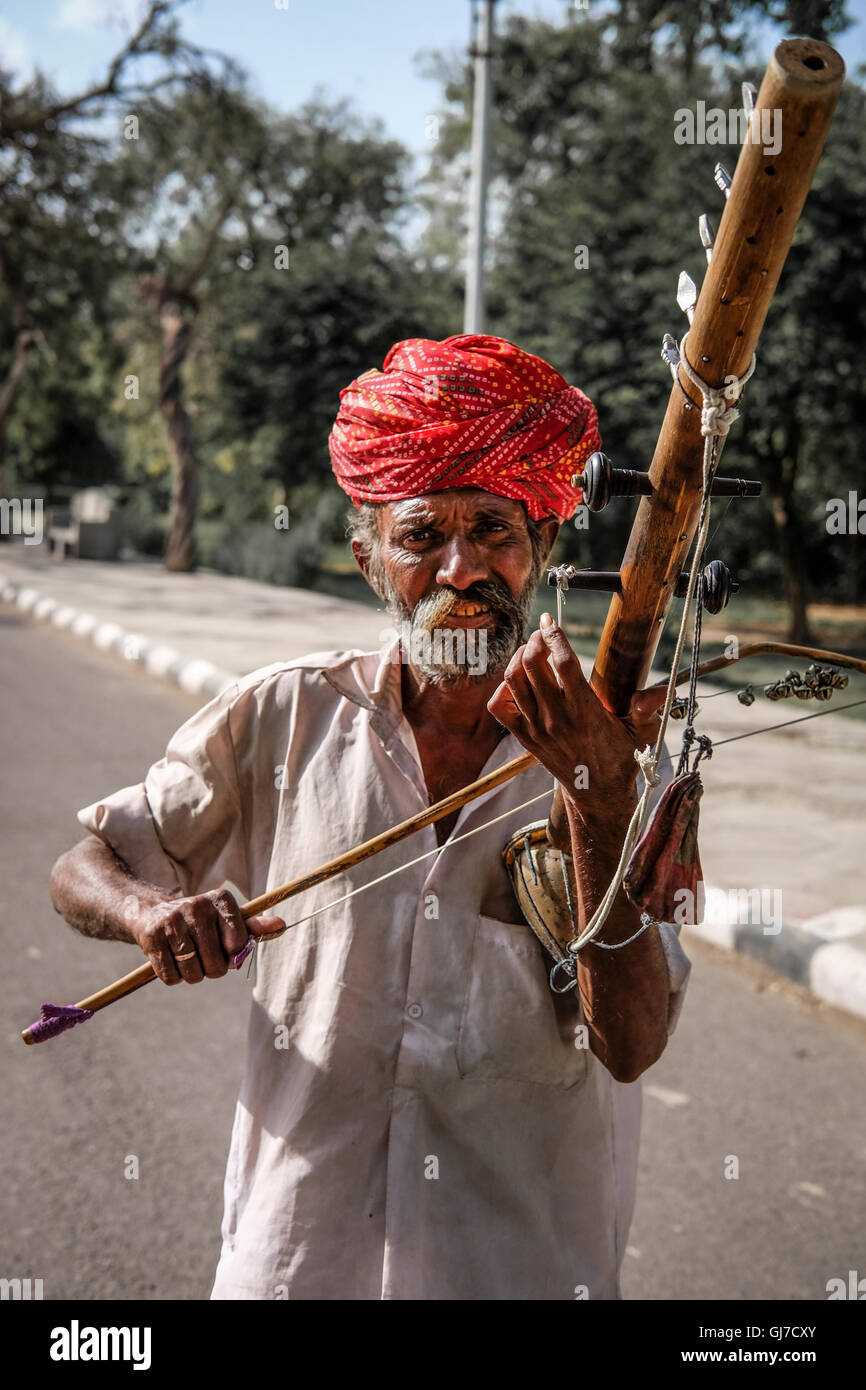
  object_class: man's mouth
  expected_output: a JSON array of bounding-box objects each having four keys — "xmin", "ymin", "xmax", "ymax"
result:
[
  {"xmin": 438, "ymin": 600, "xmax": 494, "ymax": 627},
  {"xmin": 450, "ymin": 602, "xmax": 490, "ymax": 617}
]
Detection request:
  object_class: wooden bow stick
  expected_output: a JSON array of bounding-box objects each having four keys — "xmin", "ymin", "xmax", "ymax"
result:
[{"xmin": 22, "ymin": 749, "xmax": 534, "ymax": 1043}]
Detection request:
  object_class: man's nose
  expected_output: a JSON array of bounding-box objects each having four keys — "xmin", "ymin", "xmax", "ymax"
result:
[{"xmin": 435, "ymin": 536, "xmax": 489, "ymax": 591}]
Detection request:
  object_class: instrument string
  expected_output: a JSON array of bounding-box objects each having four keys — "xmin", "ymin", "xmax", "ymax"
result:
[
  {"xmin": 662, "ymin": 695, "xmax": 866, "ymax": 760},
  {"xmin": 263, "ymin": 786, "xmax": 557, "ymax": 936},
  {"xmin": 702, "ymin": 492, "xmax": 736, "ymax": 555}
]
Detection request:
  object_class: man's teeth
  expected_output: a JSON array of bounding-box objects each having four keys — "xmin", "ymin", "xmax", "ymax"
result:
[{"xmin": 452, "ymin": 603, "xmax": 490, "ymax": 616}]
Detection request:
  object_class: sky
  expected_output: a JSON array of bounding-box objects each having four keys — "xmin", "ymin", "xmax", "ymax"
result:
[{"xmin": 1, "ymin": 0, "xmax": 865, "ymax": 159}]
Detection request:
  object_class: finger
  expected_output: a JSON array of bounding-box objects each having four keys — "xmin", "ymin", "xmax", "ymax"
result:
[
  {"xmin": 627, "ymin": 685, "xmax": 672, "ymax": 747},
  {"xmin": 146, "ymin": 934, "xmax": 181, "ymax": 987},
  {"xmin": 189, "ymin": 902, "xmax": 231, "ymax": 981},
  {"xmin": 164, "ymin": 910, "xmax": 204, "ymax": 985},
  {"xmin": 173, "ymin": 947, "xmax": 204, "ymax": 984},
  {"xmin": 538, "ymin": 614, "xmax": 587, "ymax": 696},
  {"xmin": 519, "ymin": 627, "xmax": 563, "ymax": 705},
  {"xmin": 246, "ymin": 913, "xmax": 286, "ymax": 940},
  {"xmin": 487, "ymin": 682, "xmax": 531, "ymax": 736},
  {"xmin": 502, "ymin": 647, "xmax": 539, "ymax": 722},
  {"xmin": 209, "ymin": 888, "xmax": 248, "ymax": 957},
  {"xmin": 630, "ymin": 685, "xmax": 668, "ymax": 719}
]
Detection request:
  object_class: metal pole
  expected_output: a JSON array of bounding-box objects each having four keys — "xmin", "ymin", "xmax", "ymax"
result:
[{"xmin": 463, "ymin": 0, "xmax": 496, "ymax": 335}]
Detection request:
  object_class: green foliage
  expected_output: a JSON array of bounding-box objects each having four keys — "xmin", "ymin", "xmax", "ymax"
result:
[
  {"xmin": 1, "ymin": 0, "xmax": 860, "ymax": 616},
  {"xmin": 212, "ymin": 230, "xmax": 462, "ymax": 507},
  {"xmin": 419, "ymin": 8, "xmax": 865, "ymax": 613},
  {"xmin": 105, "ymin": 91, "xmax": 462, "ymax": 580},
  {"xmin": 202, "ymin": 485, "xmax": 349, "ymax": 589},
  {"xmin": 0, "ymin": 0, "xmax": 244, "ymax": 503}
]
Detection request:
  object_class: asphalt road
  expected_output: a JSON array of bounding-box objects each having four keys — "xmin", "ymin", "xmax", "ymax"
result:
[{"xmin": 1, "ymin": 606, "xmax": 864, "ymax": 1301}]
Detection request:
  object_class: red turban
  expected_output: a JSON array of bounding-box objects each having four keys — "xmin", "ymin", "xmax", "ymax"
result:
[{"xmin": 328, "ymin": 334, "xmax": 600, "ymax": 521}]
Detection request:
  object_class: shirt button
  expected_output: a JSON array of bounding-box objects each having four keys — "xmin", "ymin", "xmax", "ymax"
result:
[{"xmin": 407, "ymin": 1002, "xmax": 423, "ymax": 1020}]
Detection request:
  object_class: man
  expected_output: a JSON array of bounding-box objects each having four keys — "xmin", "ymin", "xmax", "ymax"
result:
[{"xmin": 50, "ymin": 334, "xmax": 690, "ymax": 1300}]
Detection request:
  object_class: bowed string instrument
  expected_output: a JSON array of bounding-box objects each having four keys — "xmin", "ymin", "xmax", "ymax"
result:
[{"xmin": 23, "ymin": 38, "xmax": 861, "ymax": 1043}]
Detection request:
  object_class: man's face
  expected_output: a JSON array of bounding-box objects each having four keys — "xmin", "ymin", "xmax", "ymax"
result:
[{"xmin": 352, "ymin": 489, "xmax": 558, "ymax": 684}]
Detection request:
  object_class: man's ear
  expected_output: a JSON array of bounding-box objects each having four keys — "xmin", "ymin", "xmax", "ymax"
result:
[
  {"xmin": 351, "ymin": 538, "xmax": 369, "ymax": 580},
  {"xmin": 351, "ymin": 537, "xmax": 389, "ymax": 602},
  {"xmin": 535, "ymin": 517, "xmax": 560, "ymax": 561}
]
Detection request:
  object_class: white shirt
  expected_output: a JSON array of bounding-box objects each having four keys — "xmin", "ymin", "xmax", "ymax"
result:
[{"xmin": 78, "ymin": 642, "xmax": 690, "ymax": 1300}]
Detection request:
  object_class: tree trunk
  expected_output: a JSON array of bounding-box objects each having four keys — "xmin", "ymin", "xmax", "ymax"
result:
[
  {"xmin": 0, "ymin": 335, "xmax": 39, "ymax": 534},
  {"xmin": 139, "ymin": 200, "xmax": 232, "ymax": 573},
  {"xmin": 0, "ymin": 242, "xmax": 39, "ymax": 532},
  {"xmin": 156, "ymin": 295, "xmax": 199, "ymax": 573}
]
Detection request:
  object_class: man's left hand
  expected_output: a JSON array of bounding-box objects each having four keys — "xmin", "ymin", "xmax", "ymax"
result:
[{"xmin": 487, "ymin": 613, "xmax": 667, "ymax": 812}]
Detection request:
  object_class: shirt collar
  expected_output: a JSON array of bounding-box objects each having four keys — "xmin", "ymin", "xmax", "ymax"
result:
[
  {"xmin": 321, "ymin": 640, "xmax": 519, "ymax": 769},
  {"xmin": 321, "ymin": 639, "xmax": 404, "ymax": 733}
]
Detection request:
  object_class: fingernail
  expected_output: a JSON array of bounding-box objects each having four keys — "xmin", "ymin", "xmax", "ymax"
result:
[{"xmin": 540, "ymin": 612, "xmax": 553, "ymax": 630}]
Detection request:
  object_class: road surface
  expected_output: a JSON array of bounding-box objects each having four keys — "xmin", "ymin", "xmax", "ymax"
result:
[{"xmin": 1, "ymin": 606, "xmax": 864, "ymax": 1300}]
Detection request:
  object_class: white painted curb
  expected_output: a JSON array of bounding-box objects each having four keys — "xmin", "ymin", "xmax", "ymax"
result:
[
  {"xmin": 1, "ymin": 572, "xmax": 238, "ymax": 700},
  {"xmin": 687, "ymin": 884, "xmax": 866, "ymax": 1022}
]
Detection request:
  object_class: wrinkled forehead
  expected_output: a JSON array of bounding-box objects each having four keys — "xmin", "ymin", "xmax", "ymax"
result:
[{"xmin": 381, "ymin": 489, "xmax": 530, "ymax": 531}]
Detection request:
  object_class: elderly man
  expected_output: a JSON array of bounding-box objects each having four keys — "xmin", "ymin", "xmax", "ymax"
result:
[{"xmin": 50, "ymin": 334, "xmax": 690, "ymax": 1301}]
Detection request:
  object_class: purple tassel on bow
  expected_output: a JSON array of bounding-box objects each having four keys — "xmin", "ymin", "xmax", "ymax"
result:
[
  {"xmin": 232, "ymin": 937, "xmax": 255, "ymax": 969},
  {"xmin": 26, "ymin": 1003, "xmax": 95, "ymax": 1044},
  {"xmin": 24, "ymin": 935, "xmax": 256, "ymax": 1045}
]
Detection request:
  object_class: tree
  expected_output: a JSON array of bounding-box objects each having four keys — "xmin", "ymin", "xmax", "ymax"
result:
[
  {"xmin": 113, "ymin": 77, "xmax": 273, "ymax": 570},
  {"xmin": 211, "ymin": 101, "xmax": 460, "ymax": 514},
  {"xmin": 603, "ymin": 1, "xmax": 851, "ymax": 77},
  {"xmin": 418, "ymin": 9, "xmax": 864, "ymax": 638},
  {"xmin": 0, "ymin": 0, "xmax": 241, "ymax": 524},
  {"xmin": 110, "ymin": 92, "xmax": 430, "ymax": 570}
]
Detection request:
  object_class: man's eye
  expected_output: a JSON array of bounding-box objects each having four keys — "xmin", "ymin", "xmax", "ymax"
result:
[{"xmin": 403, "ymin": 529, "xmax": 436, "ymax": 543}]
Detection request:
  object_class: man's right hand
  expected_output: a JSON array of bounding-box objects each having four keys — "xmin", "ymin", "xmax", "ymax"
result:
[{"xmin": 132, "ymin": 888, "xmax": 284, "ymax": 986}]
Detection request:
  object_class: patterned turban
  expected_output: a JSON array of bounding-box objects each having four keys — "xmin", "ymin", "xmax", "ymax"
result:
[{"xmin": 328, "ymin": 334, "xmax": 600, "ymax": 521}]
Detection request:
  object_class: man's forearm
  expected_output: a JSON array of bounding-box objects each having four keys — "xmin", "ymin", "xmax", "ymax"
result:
[
  {"xmin": 50, "ymin": 835, "xmax": 274, "ymax": 986},
  {"xmin": 564, "ymin": 792, "xmax": 670, "ymax": 1083},
  {"xmin": 50, "ymin": 835, "xmax": 174, "ymax": 944}
]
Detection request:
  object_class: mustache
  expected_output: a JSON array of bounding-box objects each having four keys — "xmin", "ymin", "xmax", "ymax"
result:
[{"xmin": 413, "ymin": 581, "xmax": 523, "ymax": 629}]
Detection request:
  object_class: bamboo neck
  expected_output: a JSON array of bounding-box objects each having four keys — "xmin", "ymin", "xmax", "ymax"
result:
[{"xmin": 546, "ymin": 39, "xmax": 844, "ymax": 845}]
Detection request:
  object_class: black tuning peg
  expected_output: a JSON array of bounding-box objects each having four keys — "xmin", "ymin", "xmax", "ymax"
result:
[
  {"xmin": 547, "ymin": 559, "xmax": 739, "ymax": 613},
  {"xmin": 572, "ymin": 452, "xmax": 651, "ymax": 510},
  {"xmin": 695, "ymin": 559, "xmax": 739, "ymax": 614},
  {"xmin": 572, "ymin": 451, "xmax": 762, "ymax": 513}
]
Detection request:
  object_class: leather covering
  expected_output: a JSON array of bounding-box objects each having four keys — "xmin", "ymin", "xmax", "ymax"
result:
[
  {"xmin": 502, "ymin": 820, "xmax": 577, "ymax": 967},
  {"xmin": 623, "ymin": 770, "xmax": 703, "ymax": 923}
]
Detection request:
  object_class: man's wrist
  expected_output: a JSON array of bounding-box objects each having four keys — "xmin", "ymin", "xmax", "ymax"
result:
[
  {"xmin": 94, "ymin": 874, "xmax": 174, "ymax": 947},
  {"xmin": 561, "ymin": 778, "xmax": 638, "ymax": 838}
]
